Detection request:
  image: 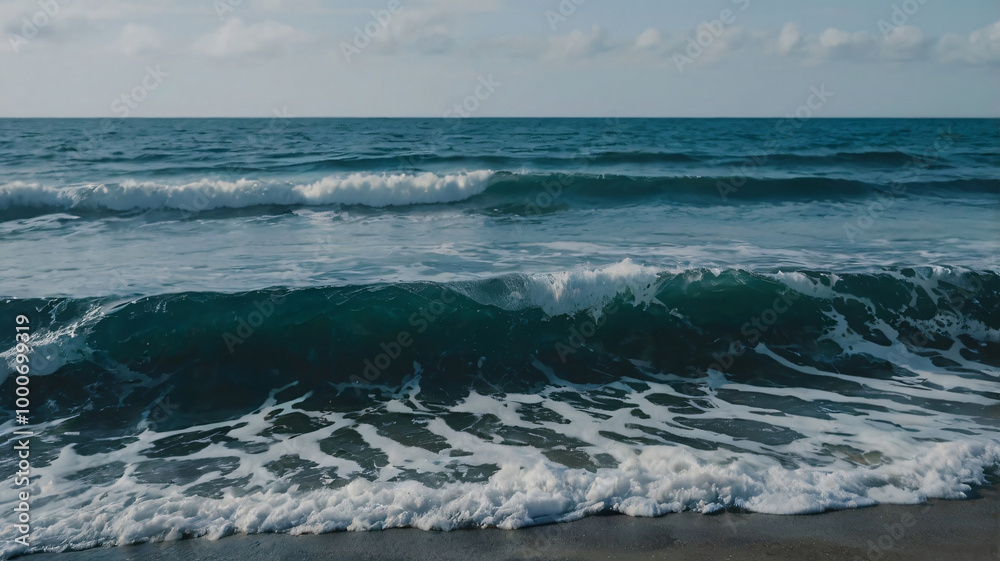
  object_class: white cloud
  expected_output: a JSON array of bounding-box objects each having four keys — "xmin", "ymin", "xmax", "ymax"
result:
[
  {"xmin": 365, "ymin": 11, "xmax": 455, "ymax": 56},
  {"xmin": 614, "ymin": 18, "xmax": 1000, "ymax": 72},
  {"xmin": 119, "ymin": 23, "xmax": 163, "ymax": 58},
  {"xmin": 61, "ymin": 1, "xmax": 197, "ymax": 20},
  {"xmin": 547, "ymin": 25, "xmax": 612, "ymax": 60},
  {"xmin": 815, "ymin": 28, "xmax": 875, "ymax": 59},
  {"xmin": 766, "ymin": 21, "xmax": 995, "ymax": 65},
  {"xmin": 883, "ymin": 26, "xmax": 932, "ymax": 60},
  {"xmin": 634, "ymin": 28, "xmax": 662, "ymax": 51},
  {"xmin": 346, "ymin": 0, "xmax": 507, "ymax": 58},
  {"xmin": 938, "ymin": 20, "xmax": 1000, "ymax": 65},
  {"xmin": 192, "ymin": 18, "xmax": 309, "ymax": 58},
  {"xmin": 704, "ymin": 27, "xmax": 769, "ymax": 62},
  {"xmin": 479, "ymin": 19, "xmax": 1000, "ymax": 71},
  {"xmin": 482, "ymin": 23, "xmax": 769, "ymax": 68},
  {"xmin": 777, "ymin": 22, "xmax": 802, "ymax": 55}
]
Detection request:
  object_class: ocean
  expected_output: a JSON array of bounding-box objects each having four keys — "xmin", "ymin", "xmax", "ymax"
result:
[{"xmin": 1, "ymin": 118, "xmax": 998, "ymax": 557}]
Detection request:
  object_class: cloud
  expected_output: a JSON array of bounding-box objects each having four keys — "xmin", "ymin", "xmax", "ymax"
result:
[
  {"xmin": 192, "ymin": 18, "xmax": 309, "ymax": 58},
  {"xmin": 472, "ymin": 25, "xmax": 620, "ymax": 64},
  {"xmin": 817, "ymin": 28, "xmax": 874, "ymax": 58},
  {"xmin": 701, "ymin": 27, "xmax": 769, "ymax": 63},
  {"xmin": 634, "ymin": 28, "xmax": 662, "ymax": 51},
  {"xmin": 119, "ymin": 23, "xmax": 163, "ymax": 58},
  {"xmin": 763, "ymin": 25, "xmax": 878, "ymax": 62},
  {"xmin": 340, "ymin": 0, "xmax": 507, "ymax": 58},
  {"xmin": 365, "ymin": 11, "xmax": 455, "ymax": 56},
  {"xmin": 547, "ymin": 25, "xmax": 613, "ymax": 60},
  {"xmin": 606, "ymin": 23, "xmax": 773, "ymax": 70},
  {"xmin": 938, "ymin": 20, "xmax": 1000, "ymax": 65},
  {"xmin": 0, "ymin": 0, "xmax": 97, "ymax": 48},
  {"xmin": 770, "ymin": 21, "xmax": 1000, "ymax": 65},
  {"xmin": 882, "ymin": 26, "xmax": 932, "ymax": 60},
  {"xmin": 783, "ymin": 25, "xmax": 931, "ymax": 62},
  {"xmin": 60, "ymin": 1, "xmax": 197, "ymax": 21},
  {"xmin": 510, "ymin": 19, "xmax": 1000, "ymax": 69},
  {"xmin": 777, "ymin": 22, "xmax": 802, "ymax": 55}
]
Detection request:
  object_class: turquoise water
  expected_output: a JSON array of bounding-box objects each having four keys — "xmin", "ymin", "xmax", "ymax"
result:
[{"xmin": 0, "ymin": 118, "xmax": 998, "ymax": 556}]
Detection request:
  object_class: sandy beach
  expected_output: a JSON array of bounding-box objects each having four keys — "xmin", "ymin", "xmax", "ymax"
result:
[{"xmin": 19, "ymin": 484, "xmax": 999, "ymax": 561}]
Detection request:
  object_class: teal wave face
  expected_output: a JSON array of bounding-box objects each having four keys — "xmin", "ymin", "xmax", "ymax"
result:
[
  {"xmin": 2, "ymin": 118, "xmax": 999, "ymax": 555},
  {"xmin": 4, "ymin": 267, "xmax": 997, "ymax": 434}
]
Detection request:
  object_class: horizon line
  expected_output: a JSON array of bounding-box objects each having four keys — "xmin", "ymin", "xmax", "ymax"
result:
[{"xmin": 1, "ymin": 116, "xmax": 998, "ymax": 120}]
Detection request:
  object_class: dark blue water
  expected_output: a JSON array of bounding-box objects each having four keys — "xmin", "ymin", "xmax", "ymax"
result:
[
  {"xmin": 0, "ymin": 118, "xmax": 997, "ymax": 297},
  {"xmin": 0, "ymin": 119, "xmax": 998, "ymax": 557}
]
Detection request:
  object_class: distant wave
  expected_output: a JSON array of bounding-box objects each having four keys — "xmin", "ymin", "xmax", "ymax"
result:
[
  {"xmin": 35, "ymin": 149, "xmax": 993, "ymax": 173},
  {"xmin": 737, "ymin": 150, "xmax": 945, "ymax": 167},
  {"xmin": 1, "ymin": 172, "xmax": 996, "ymax": 219},
  {"xmin": 0, "ymin": 171, "xmax": 494, "ymax": 213}
]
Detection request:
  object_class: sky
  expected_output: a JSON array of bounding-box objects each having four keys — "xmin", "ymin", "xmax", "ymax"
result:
[{"xmin": 0, "ymin": 0, "xmax": 998, "ymax": 117}]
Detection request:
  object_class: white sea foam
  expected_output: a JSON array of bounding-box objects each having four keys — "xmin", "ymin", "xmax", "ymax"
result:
[
  {"xmin": 460, "ymin": 258, "xmax": 664, "ymax": 318},
  {"xmin": 2, "ymin": 263, "xmax": 998, "ymax": 558},
  {"xmin": 770, "ymin": 267, "xmax": 1000, "ymax": 345},
  {"xmin": 2, "ymin": 421, "xmax": 996, "ymax": 558},
  {"xmin": 0, "ymin": 171, "xmax": 495, "ymax": 212},
  {"xmin": 2, "ymin": 356, "xmax": 998, "ymax": 558}
]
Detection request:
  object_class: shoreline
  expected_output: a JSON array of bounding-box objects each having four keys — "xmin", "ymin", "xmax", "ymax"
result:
[{"xmin": 18, "ymin": 484, "xmax": 1000, "ymax": 561}]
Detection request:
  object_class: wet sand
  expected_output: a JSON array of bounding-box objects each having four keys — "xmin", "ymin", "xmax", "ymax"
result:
[{"xmin": 21, "ymin": 484, "xmax": 1000, "ymax": 561}]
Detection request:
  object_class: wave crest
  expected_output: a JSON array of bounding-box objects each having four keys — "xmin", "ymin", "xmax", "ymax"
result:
[{"xmin": 0, "ymin": 171, "xmax": 495, "ymax": 212}]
